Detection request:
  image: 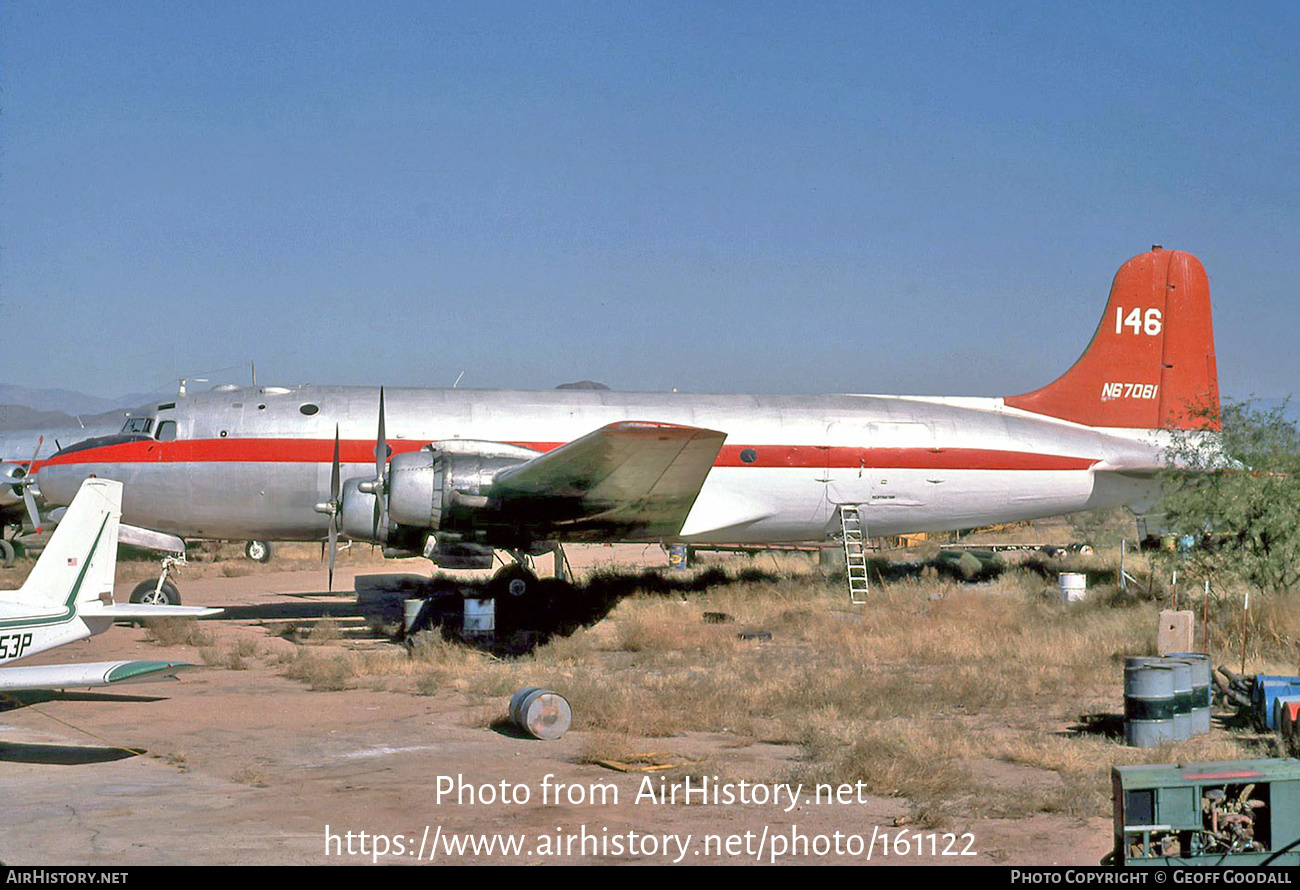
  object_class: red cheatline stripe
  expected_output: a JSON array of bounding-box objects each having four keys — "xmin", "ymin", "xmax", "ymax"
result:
[{"xmin": 37, "ymin": 438, "xmax": 1099, "ymax": 472}]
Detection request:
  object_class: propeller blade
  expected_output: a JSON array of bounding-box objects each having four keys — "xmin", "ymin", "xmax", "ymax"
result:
[
  {"xmin": 23, "ymin": 436, "xmax": 43, "ymax": 533},
  {"xmin": 328, "ymin": 425, "xmax": 341, "ymax": 592},
  {"xmin": 328, "ymin": 515, "xmax": 338, "ymax": 592},
  {"xmin": 23, "ymin": 487, "xmax": 41, "ymax": 534},
  {"xmin": 330, "ymin": 425, "xmax": 341, "ymax": 504},
  {"xmin": 375, "ymin": 386, "xmax": 387, "ymax": 483},
  {"xmin": 371, "ymin": 387, "xmax": 388, "ymax": 542}
]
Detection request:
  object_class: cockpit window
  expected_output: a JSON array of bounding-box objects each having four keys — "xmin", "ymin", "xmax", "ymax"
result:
[
  {"xmin": 122, "ymin": 417, "xmax": 155, "ymax": 435},
  {"xmin": 157, "ymin": 420, "xmax": 177, "ymax": 441}
]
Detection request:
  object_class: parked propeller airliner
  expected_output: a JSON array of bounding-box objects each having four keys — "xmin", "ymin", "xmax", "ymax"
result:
[
  {"xmin": 0, "ymin": 478, "xmax": 218, "ymax": 694},
  {"xmin": 33, "ymin": 247, "xmax": 1219, "ymax": 602}
]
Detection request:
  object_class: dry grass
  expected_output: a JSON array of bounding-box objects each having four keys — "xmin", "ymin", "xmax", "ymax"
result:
[
  {"xmin": 576, "ymin": 732, "xmax": 641, "ymax": 766},
  {"xmin": 306, "ymin": 616, "xmax": 341, "ymax": 644},
  {"xmin": 267, "ymin": 553, "xmax": 1290, "ymax": 826},
  {"xmin": 201, "ymin": 638, "xmax": 262, "ymax": 670},
  {"xmin": 159, "ymin": 749, "xmax": 188, "ymax": 770},
  {"xmin": 279, "ymin": 648, "xmax": 362, "ymax": 691},
  {"xmin": 143, "ymin": 618, "xmax": 215, "ymax": 648},
  {"xmin": 230, "ymin": 764, "xmax": 269, "ymax": 787}
]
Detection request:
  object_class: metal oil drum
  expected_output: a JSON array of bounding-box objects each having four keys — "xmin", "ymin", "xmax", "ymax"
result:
[{"xmin": 1124, "ymin": 657, "xmax": 1177, "ymax": 748}]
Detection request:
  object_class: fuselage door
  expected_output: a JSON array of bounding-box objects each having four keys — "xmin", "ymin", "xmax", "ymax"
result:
[{"xmin": 826, "ymin": 420, "xmax": 934, "ymax": 508}]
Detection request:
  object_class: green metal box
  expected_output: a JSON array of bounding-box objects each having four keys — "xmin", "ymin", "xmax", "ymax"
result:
[{"xmin": 1113, "ymin": 758, "xmax": 1300, "ymax": 865}]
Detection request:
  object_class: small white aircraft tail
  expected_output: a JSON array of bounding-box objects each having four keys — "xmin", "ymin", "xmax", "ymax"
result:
[
  {"xmin": 15, "ymin": 477, "xmax": 122, "ymax": 612},
  {"xmin": 0, "ymin": 477, "xmax": 219, "ymax": 692}
]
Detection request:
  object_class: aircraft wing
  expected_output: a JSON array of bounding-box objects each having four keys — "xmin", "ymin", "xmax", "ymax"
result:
[
  {"xmin": 0, "ymin": 660, "xmax": 199, "ymax": 693},
  {"xmin": 490, "ymin": 421, "xmax": 727, "ymax": 540}
]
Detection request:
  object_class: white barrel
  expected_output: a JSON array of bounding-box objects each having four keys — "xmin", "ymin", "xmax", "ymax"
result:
[
  {"xmin": 463, "ymin": 598, "xmax": 495, "ymax": 635},
  {"xmin": 404, "ymin": 598, "xmax": 427, "ymax": 635},
  {"xmin": 509, "ymin": 686, "xmax": 572, "ymax": 740},
  {"xmin": 1058, "ymin": 572, "xmax": 1087, "ymax": 602}
]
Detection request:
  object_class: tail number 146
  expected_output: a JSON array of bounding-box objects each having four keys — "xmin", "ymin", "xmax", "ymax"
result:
[{"xmin": 1115, "ymin": 307, "xmax": 1163, "ymax": 336}]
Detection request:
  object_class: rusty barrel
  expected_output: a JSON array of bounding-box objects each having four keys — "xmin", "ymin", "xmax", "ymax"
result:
[
  {"xmin": 509, "ymin": 687, "xmax": 572, "ymax": 740},
  {"xmin": 1278, "ymin": 697, "xmax": 1300, "ymax": 749}
]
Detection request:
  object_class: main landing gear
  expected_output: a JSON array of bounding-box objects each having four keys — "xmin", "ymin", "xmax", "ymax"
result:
[
  {"xmin": 128, "ymin": 554, "xmax": 186, "ymax": 605},
  {"xmin": 245, "ymin": 540, "xmax": 273, "ymax": 563},
  {"xmin": 489, "ymin": 559, "xmax": 540, "ymax": 600},
  {"xmin": 486, "ymin": 552, "xmax": 552, "ymax": 636}
]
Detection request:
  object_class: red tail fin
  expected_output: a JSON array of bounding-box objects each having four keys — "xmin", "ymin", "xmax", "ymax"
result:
[{"xmin": 1005, "ymin": 247, "xmax": 1220, "ymax": 431}]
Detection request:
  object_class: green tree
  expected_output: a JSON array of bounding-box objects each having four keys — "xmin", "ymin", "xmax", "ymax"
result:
[{"xmin": 1159, "ymin": 400, "xmax": 1300, "ymax": 597}]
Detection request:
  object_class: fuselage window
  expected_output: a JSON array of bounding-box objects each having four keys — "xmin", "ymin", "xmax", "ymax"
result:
[{"xmin": 300, "ymin": 404, "xmax": 320, "ymax": 416}]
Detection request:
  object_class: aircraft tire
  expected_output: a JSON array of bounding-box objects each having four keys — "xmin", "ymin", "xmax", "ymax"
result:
[
  {"xmin": 0, "ymin": 539, "xmax": 14, "ymax": 569},
  {"xmin": 245, "ymin": 540, "xmax": 273, "ymax": 563},
  {"xmin": 130, "ymin": 579, "xmax": 182, "ymax": 606},
  {"xmin": 490, "ymin": 564, "xmax": 538, "ymax": 600}
]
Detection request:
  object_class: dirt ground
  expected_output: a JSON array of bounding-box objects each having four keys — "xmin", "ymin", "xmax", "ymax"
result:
[{"xmin": 0, "ymin": 544, "xmax": 1112, "ymax": 866}]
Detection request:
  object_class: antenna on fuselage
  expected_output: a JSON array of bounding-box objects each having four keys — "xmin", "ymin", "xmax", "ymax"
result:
[{"xmin": 177, "ymin": 377, "xmax": 208, "ymax": 396}]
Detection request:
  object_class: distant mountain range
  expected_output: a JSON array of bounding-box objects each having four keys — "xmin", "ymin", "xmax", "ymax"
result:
[{"xmin": 0, "ymin": 385, "xmax": 160, "ymax": 432}]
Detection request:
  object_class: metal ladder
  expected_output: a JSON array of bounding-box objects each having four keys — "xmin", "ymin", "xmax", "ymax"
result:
[{"xmin": 840, "ymin": 504, "xmax": 869, "ymax": 603}]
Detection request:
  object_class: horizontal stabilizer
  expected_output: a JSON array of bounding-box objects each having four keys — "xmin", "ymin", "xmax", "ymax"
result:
[
  {"xmin": 117, "ymin": 524, "xmax": 187, "ymax": 555},
  {"xmin": 492, "ymin": 421, "xmax": 727, "ymax": 540},
  {"xmin": 0, "ymin": 659, "xmax": 199, "ymax": 693},
  {"xmin": 80, "ymin": 603, "xmax": 223, "ymax": 620}
]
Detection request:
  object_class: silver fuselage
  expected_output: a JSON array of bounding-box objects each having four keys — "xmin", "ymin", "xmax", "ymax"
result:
[{"xmin": 34, "ymin": 384, "xmax": 1168, "ymax": 544}]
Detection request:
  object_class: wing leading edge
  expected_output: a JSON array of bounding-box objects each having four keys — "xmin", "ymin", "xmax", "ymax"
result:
[
  {"xmin": 491, "ymin": 421, "xmax": 727, "ymax": 541},
  {"xmin": 0, "ymin": 659, "xmax": 199, "ymax": 693}
]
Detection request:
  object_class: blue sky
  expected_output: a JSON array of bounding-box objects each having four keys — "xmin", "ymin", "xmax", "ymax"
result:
[{"xmin": 2, "ymin": 1, "xmax": 1296, "ymax": 404}]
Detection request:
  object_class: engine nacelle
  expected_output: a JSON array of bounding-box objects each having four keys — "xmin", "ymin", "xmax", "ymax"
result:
[
  {"xmin": 339, "ymin": 477, "xmax": 391, "ymax": 544},
  {"xmin": 0, "ymin": 462, "xmax": 27, "ymax": 508},
  {"xmin": 386, "ymin": 442, "xmax": 535, "ymax": 531},
  {"xmin": 338, "ymin": 441, "xmax": 537, "ymax": 546}
]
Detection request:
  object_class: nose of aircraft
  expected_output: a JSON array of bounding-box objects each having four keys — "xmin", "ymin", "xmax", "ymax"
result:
[{"xmin": 36, "ymin": 433, "xmax": 153, "ymax": 507}]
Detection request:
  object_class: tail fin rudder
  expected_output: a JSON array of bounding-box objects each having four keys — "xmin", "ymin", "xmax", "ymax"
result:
[
  {"xmin": 1005, "ymin": 247, "xmax": 1220, "ymax": 430},
  {"xmin": 17, "ymin": 478, "xmax": 121, "ymax": 610}
]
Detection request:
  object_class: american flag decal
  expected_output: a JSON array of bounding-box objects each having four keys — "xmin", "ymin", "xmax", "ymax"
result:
[{"xmin": 67, "ymin": 557, "xmax": 78, "ymax": 566}]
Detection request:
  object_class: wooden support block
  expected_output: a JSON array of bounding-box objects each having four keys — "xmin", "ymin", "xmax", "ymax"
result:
[{"xmin": 1157, "ymin": 610, "xmax": 1195, "ymax": 655}]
